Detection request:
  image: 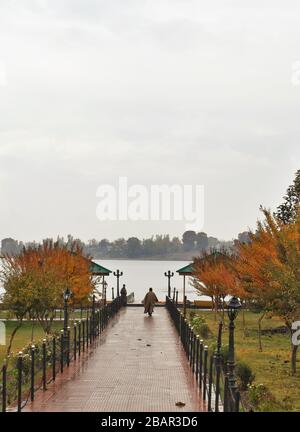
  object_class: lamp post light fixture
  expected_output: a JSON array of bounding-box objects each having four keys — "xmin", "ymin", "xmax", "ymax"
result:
[
  {"xmin": 164, "ymin": 271, "xmax": 174, "ymax": 298},
  {"xmin": 113, "ymin": 269, "xmax": 123, "ymax": 297},
  {"xmin": 227, "ymin": 296, "xmax": 241, "ymax": 409},
  {"xmin": 63, "ymin": 287, "xmax": 72, "ymax": 336},
  {"xmin": 92, "ymin": 294, "xmax": 96, "ymax": 338},
  {"xmin": 103, "ymin": 281, "xmax": 108, "ymax": 305}
]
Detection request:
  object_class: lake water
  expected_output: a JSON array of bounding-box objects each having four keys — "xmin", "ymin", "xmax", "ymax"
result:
[{"xmin": 98, "ymin": 259, "xmax": 204, "ymax": 302}]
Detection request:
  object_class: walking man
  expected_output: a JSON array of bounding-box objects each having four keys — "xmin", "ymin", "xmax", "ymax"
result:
[
  {"xmin": 143, "ymin": 288, "xmax": 158, "ymax": 317},
  {"xmin": 120, "ymin": 284, "xmax": 127, "ymax": 306}
]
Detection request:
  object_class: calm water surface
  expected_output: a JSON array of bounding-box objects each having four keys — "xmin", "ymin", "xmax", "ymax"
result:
[{"xmin": 97, "ymin": 259, "xmax": 205, "ymax": 302}]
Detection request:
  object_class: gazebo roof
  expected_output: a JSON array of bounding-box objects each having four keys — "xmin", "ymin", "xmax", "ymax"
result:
[
  {"xmin": 90, "ymin": 260, "xmax": 112, "ymax": 276},
  {"xmin": 176, "ymin": 263, "xmax": 194, "ymax": 276}
]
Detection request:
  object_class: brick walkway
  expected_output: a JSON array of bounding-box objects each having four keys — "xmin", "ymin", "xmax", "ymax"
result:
[{"xmin": 24, "ymin": 307, "xmax": 206, "ymax": 412}]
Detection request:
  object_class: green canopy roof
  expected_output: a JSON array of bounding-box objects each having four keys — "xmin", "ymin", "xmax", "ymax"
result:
[
  {"xmin": 90, "ymin": 260, "xmax": 112, "ymax": 276},
  {"xmin": 176, "ymin": 263, "xmax": 194, "ymax": 276}
]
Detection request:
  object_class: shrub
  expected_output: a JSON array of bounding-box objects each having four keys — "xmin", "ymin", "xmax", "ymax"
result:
[
  {"xmin": 236, "ymin": 362, "xmax": 255, "ymax": 390},
  {"xmin": 247, "ymin": 384, "xmax": 268, "ymax": 406},
  {"xmin": 189, "ymin": 311, "xmax": 196, "ymax": 320},
  {"xmin": 198, "ymin": 323, "xmax": 210, "ymax": 338},
  {"xmin": 247, "ymin": 384, "xmax": 277, "ymax": 411},
  {"xmin": 190, "ymin": 315, "xmax": 211, "ymax": 338}
]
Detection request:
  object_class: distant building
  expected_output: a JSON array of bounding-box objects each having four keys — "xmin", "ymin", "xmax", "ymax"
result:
[{"xmin": 1, "ymin": 238, "xmax": 20, "ymax": 255}]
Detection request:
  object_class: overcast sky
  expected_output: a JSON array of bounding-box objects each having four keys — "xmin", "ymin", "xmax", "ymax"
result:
[{"xmin": 1, "ymin": 0, "xmax": 300, "ymax": 243}]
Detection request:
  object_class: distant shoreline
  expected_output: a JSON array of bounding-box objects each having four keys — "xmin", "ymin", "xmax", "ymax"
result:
[
  {"xmin": 92, "ymin": 252, "xmax": 196, "ymax": 262},
  {"xmin": 94, "ymin": 257, "xmax": 193, "ymax": 262}
]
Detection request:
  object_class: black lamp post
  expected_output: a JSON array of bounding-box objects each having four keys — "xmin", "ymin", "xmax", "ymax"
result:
[
  {"xmin": 113, "ymin": 269, "xmax": 123, "ymax": 297},
  {"xmin": 227, "ymin": 296, "xmax": 241, "ymax": 406},
  {"xmin": 63, "ymin": 287, "xmax": 72, "ymax": 336},
  {"xmin": 103, "ymin": 281, "xmax": 107, "ymax": 305},
  {"xmin": 92, "ymin": 294, "xmax": 96, "ymax": 338},
  {"xmin": 164, "ymin": 271, "xmax": 174, "ymax": 298}
]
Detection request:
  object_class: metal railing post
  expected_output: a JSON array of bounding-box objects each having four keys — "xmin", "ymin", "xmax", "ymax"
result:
[
  {"xmin": 235, "ymin": 390, "xmax": 241, "ymax": 412},
  {"xmin": 82, "ymin": 321, "xmax": 85, "ymax": 353},
  {"xmin": 215, "ymin": 322, "xmax": 223, "ymax": 412},
  {"xmin": 224, "ymin": 375, "xmax": 229, "ymax": 412},
  {"xmin": 195, "ymin": 336, "xmax": 200, "ymax": 380},
  {"xmin": 17, "ymin": 352, "xmax": 23, "ymax": 412},
  {"xmin": 60, "ymin": 330, "xmax": 64, "ymax": 373},
  {"xmin": 86, "ymin": 318, "xmax": 89, "ymax": 348},
  {"xmin": 78, "ymin": 321, "xmax": 81, "ymax": 357},
  {"xmin": 192, "ymin": 333, "xmax": 196, "ymax": 373},
  {"xmin": 99, "ymin": 309, "xmax": 101, "ymax": 333},
  {"xmin": 188, "ymin": 325, "xmax": 192, "ymax": 359},
  {"xmin": 183, "ymin": 320, "xmax": 187, "ymax": 353},
  {"xmin": 42, "ymin": 339, "xmax": 47, "ymax": 390},
  {"xmin": 203, "ymin": 346, "xmax": 208, "ymax": 401},
  {"xmin": 199, "ymin": 340, "xmax": 204, "ymax": 388},
  {"xmin": 52, "ymin": 337, "xmax": 56, "ymax": 381},
  {"xmin": 30, "ymin": 345, "xmax": 35, "ymax": 401},
  {"xmin": 2, "ymin": 365, "xmax": 7, "ymax": 412},
  {"xmin": 74, "ymin": 323, "xmax": 77, "ymax": 360},
  {"xmin": 207, "ymin": 355, "xmax": 214, "ymax": 411},
  {"xmin": 189, "ymin": 326, "xmax": 193, "ymax": 365},
  {"xmin": 67, "ymin": 327, "xmax": 70, "ymax": 366}
]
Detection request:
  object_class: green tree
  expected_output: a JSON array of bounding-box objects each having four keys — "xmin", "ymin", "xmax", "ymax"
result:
[
  {"xmin": 110, "ymin": 238, "xmax": 126, "ymax": 258},
  {"xmin": 0, "ymin": 270, "xmax": 34, "ymax": 361},
  {"xmin": 126, "ymin": 237, "xmax": 142, "ymax": 258},
  {"xmin": 182, "ymin": 230, "xmax": 196, "ymax": 251},
  {"xmin": 195, "ymin": 232, "xmax": 208, "ymax": 251},
  {"xmin": 276, "ymin": 169, "xmax": 300, "ymax": 224}
]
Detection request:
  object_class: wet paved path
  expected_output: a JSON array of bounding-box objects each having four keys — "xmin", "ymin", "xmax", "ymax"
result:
[{"xmin": 24, "ymin": 307, "xmax": 206, "ymax": 412}]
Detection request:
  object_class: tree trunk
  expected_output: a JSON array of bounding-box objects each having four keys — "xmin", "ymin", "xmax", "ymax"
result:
[
  {"xmin": 221, "ymin": 296, "xmax": 225, "ymax": 321},
  {"xmin": 214, "ymin": 299, "xmax": 218, "ymax": 322},
  {"xmin": 31, "ymin": 318, "xmax": 35, "ymax": 342},
  {"xmin": 291, "ymin": 344, "xmax": 298, "ymax": 375},
  {"xmin": 5, "ymin": 321, "xmax": 23, "ymax": 365},
  {"xmin": 258, "ymin": 311, "xmax": 266, "ymax": 352},
  {"xmin": 242, "ymin": 306, "xmax": 246, "ymax": 337},
  {"xmin": 211, "ymin": 297, "xmax": 216, "ymax": 321}
]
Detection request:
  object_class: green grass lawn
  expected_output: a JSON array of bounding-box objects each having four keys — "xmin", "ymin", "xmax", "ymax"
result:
[
  {"xmin": 0, "ymin": 320, "xmax": 73, "ymax": 364},
  {"xmin": 0, "ymin": 308, "xmax": 94, "ymax": 365},
  {"xmin": 188, "ymin": 309, "xmax": 300, "ymax": 411}
]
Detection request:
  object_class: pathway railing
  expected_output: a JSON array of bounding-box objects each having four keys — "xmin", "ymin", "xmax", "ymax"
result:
[
  {"xmin": 0, "ymin": 296, "xmax": 122, "ymax": 412},
  {"xmin": 126, "ymin": 292, "xmax": 135, "ymax": 304},
  {"xmin": 165, "ymin": 296, "xmax": 240, "ymax": 412}
]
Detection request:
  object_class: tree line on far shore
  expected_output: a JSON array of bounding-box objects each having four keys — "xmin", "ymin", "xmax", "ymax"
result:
[{"xmin": 1, "ymin": 231, "xmax": 245, "ymax": 260}]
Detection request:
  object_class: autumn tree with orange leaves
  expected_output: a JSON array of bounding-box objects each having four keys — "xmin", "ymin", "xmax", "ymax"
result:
[
  {"xmin": 192, "ymin": 207, "xmax": 300, "ymax": 374},
  {"xmin": 235, "ymin": 209, "xmax": 300, "ymax": 373},
  {"xmin": 192, "ymin": 249, "xmax": 243, "ymax": 321},
  {"xmin": 1, "ymin": 241, "xmax": 94, "ymax": 358},
  {"xmin": 234, "ymin": 214, "xmax": 279, "ymax": 351}
]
